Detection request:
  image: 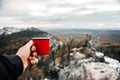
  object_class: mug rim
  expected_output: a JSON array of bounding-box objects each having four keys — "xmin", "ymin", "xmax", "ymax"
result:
[{"xmin": 32, "ymin": 37, "xmax": 50, "ymax": 40}]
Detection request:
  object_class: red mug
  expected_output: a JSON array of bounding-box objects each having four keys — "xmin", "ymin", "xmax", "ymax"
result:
[{"xmin": 32, "ymin": 37, "xmax": 50, "ymax": 55}]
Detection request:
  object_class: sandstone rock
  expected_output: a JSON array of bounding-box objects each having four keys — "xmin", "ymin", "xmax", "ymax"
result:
[
  {"xmin": 59, "ymin": 61, "xmax": 119, "ymax": 80},
  {"xmin": 74, "ymin": 52, "xmax": 85, "ymax": 60},
  {"xmin": 80, "ymin": 62, "xmax": 119, "ymax": 80},
  {"xmin": 95, "ymin": 52, "xmax": 104, "ymax": 58},
  {"xmin": 104, "ymin": 56, "xmax": 120, "ymax": 73}
]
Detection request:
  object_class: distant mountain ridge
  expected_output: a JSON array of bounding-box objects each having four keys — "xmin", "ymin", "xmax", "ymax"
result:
[
  {"xmin": 0, "ymin": 27, "xmax": 44, "ymax": 35},
  {"xmin": 47, "ymin": 29, "xmax": 120, "ymax": 40},
  {"xmin": 0, "ymin": 27, "xmax": 23, "ymax": 35}
]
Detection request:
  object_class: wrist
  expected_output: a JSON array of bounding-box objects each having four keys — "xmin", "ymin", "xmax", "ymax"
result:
[{"xmin": 16, "ymin": 54, "xmax": 28, "ymax": 71}]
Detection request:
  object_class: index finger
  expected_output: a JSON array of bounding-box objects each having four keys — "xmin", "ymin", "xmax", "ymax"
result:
[{"xmin": 31, "ymin": 45, "xmax": 36, "ymax": 52}]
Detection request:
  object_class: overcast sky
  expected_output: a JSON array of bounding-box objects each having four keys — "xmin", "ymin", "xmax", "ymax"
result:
[{"xmin": 0, "ymin": 0, "xmax": 120, "ymax": 29}]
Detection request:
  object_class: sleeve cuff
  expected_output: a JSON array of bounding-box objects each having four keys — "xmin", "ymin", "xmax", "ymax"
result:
[{"xmin": 4, "ymin": 55, "xmax": 24, "ymax": 77}]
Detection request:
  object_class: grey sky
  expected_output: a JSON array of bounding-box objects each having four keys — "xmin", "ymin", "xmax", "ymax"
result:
[{"xmin": 0, "ymin": 0, "xmax": 120, "ymax": 29}]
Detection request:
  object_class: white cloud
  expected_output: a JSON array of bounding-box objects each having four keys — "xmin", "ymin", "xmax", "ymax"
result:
[
  {"xmin": 0, "ymin": 0, "xmax": 120, "ymax": 29},
  {"xmin": 118, "ymin": 23, "xmax": 120, "ymax": 25},
  {"xmin": 97, "ymin": 23, "xmax": 105, "ymax": 26}
]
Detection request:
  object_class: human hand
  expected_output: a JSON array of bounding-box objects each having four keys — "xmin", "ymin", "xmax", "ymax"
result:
[{"xmin": 16, "ymin": 40, "xmax": 37, "ymax": 71}]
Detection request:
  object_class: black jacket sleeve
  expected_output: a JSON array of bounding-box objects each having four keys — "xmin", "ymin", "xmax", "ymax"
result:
[{"xmin": 0, "ymin": 55, "xmax": 23, "ymax": 80}]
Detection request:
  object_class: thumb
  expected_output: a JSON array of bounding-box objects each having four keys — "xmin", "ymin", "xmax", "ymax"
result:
[{"xmin": 25, "ymin": 40, "xmax": 34, "ymax": 50}]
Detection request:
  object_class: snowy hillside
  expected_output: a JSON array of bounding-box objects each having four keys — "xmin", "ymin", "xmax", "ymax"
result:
[{"xmin": 0, "ymin": 27, "xmax": 24, "ymax": 35}]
